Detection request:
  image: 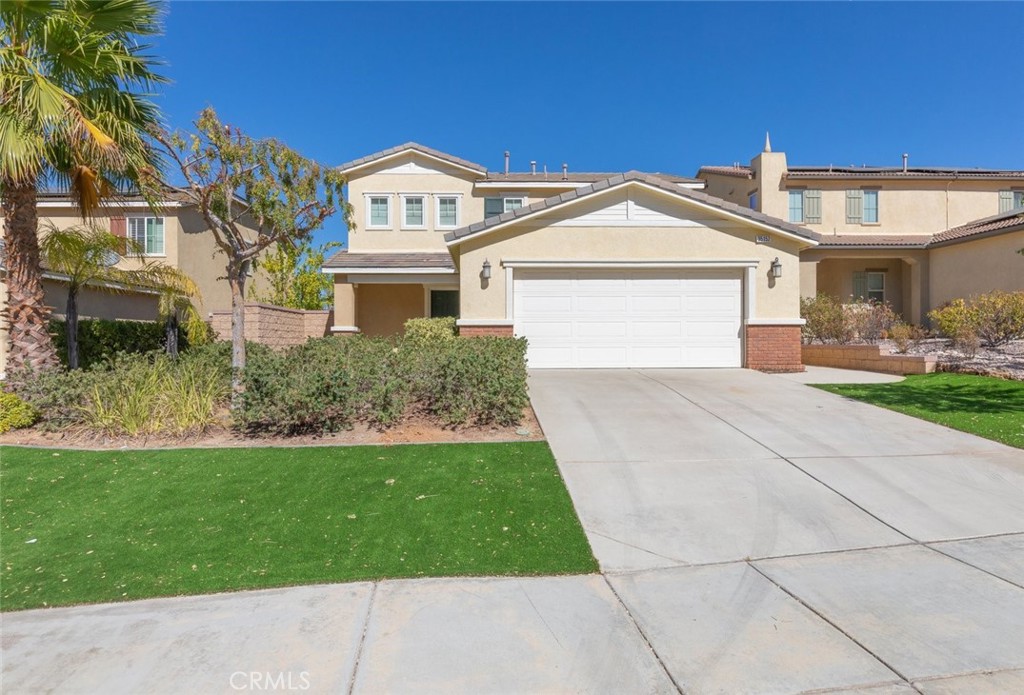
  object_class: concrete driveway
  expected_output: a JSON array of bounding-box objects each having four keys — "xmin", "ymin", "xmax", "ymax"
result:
[{"xmin": 4, "ymin": 369, "xmax": 1023, "ymax": 694}]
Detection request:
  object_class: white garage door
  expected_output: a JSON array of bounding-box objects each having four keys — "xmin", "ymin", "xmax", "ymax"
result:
[{"xmin": 514, "ymin": 269, "xmax": 742, "ymax": 368}]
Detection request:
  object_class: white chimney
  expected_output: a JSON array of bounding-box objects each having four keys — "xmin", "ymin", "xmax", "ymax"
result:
[
  {"xmin": 530, "ymin": 160, "xmax": 537, "ymax": 175},
  {"xmin": 561, "ymin": 163, "xmax": 568, "ymax": 181},
  {"xmin": 902, "ymin": 153, "xmax": 909, "ymax": 173}
]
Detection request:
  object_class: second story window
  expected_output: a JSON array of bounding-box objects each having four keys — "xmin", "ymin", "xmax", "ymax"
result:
[
  {"xmin": 999, "ymin": 190, "xmax": 1024, "ymax": 213},
  {"xmin": 748, "ymin": 192, "xmax": 758, "ymax": 210},
  {"xmin": 401, "ymin": 195, "xmax": 426, "ymax": 229},
  {"xmin": 128, "ymin": 216, "xmax": 164, "ymax": 255},
  {"xmin": 847, "ymin": 189, "xmax": 879, "ymax": 224},
  {"xmin": 484, "ymin": 196, "xmax": 525, "ymax": 218},
  {"xmin": 437, "ymin": 196, "xmax": 460, "ymax": 228},
  {"xmin": 787, "ymin": 189, "xmax": 820, "ymax": 224},
  {"xmin": 367, "ymin": 195, "xmax": 391, "ymax": 229}
]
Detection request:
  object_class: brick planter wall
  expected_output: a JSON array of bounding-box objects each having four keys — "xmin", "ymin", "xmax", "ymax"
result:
[
  {"xmin": 745, "ymin": 325, "xmax": 804, "ymax": 373},
  {"xmin": 458, "ymin": 325, "xmax": 514, "ymax": 337},
  {"xmin": 209, "ymin": 303, "xmax": 332, "ymax": 349},
  {"xmin": 802, "ymin": 344, "xmax": 937, "ymax": 375}
]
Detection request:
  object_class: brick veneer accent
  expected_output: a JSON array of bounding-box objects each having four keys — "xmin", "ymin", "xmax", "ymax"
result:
[
  {"xmin": 458, "ymin": 325, "xmax": 514, "ymax": 337},
  {"xmin": 745, "ymin": 324, "xmax": 804, "ymax": 373},
  {"xmin": 209, "ymin": 303, "xmax": 332, "ymax": 349},
  {"xmin": 802, "ymin": 344, "xmax": 936, "ymax": 375}
]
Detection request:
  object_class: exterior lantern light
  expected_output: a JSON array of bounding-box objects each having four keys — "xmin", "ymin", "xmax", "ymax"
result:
[
  {"xmin": 770, "ymin": 257, "xmax": 782, "ymax": 279},
  {"xmin": 482, "ymin": 259, "xmax": 492, "ymax": 280}
]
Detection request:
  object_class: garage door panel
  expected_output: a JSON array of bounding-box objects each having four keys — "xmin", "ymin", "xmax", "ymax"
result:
[
  {"xmin": 576, "ymin": 321, "xmax": 628, "ymax": 338},
  {"xmin": 515, "ymin": 269, "xmax": 743, "ymax": 369},
  {"xmin": 578, "ymin": 295, "xmax": 624, "ymax": 313},
  {"xmin": 632, "ymin": 321, "xmax": 684, "ymax": 338}
]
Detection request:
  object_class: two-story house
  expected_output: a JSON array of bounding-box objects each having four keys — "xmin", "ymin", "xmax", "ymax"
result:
[
  {"xmin": 324, "ymin": 143, "xmax": 819, "ymax": 371},
  {"xmin": 0, "ymin": 190, "xmax": 267, "ymax": 374},
  {"xmin": 699, "ymin": 137, "xmax": 1024, "ymax": 323}
]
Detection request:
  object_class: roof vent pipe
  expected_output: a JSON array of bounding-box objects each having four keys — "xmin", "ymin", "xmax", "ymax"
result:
[
  {"xmin": 504, "ymin": 150, "xmax": 510, "ymax": 175},
  {"xmin": 562, "ymin": 163, "xmax": 568, "ymax": 181},
  {"xmin": 902, "ymin": 153, "xmax": 909, "ymax": 173},
  {"xmin": 530, "ymin": 160, "xmax": 537, "ymax": 175}
]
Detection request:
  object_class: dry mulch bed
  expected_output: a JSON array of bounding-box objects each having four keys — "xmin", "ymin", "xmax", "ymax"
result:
[
  {"xmin": 881, "ymin": 338, "xmax": 1024, "ymax": 381},
  {"xmin": 0, "ymin": 407, "xmax": 545, "ymax": 451}
]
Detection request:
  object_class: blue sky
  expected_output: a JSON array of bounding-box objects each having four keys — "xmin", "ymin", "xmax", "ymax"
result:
[{"xmin": 154, "ymin": 1, "xmax": 1024, "ymax": 246}]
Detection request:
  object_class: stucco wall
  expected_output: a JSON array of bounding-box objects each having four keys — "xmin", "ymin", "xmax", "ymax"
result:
[
  {"xmin": 815, "ymin": 257, "xmax": 906, "ymax": 314},
  {"xmin": 929, "ymin": 231, "xmax": 1024, "ymax": 307},
  {"xmin": 355, "ymin": 284, "xmax": 425, "ymax": 336},
  {"xmin": 454, "ymin": 187, "xmax": 807, "ymax": 322}
]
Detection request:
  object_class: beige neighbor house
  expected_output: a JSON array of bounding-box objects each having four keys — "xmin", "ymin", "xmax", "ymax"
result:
[
  {"xmin": 325, "ymin": 143, "xmax": 820, "ymax": 371},
  {"xmin": 699, "ymin": 137, "xmax": 1024, "ymax": 324},
  {"xmin": 0, "ymin": 191, "xmax": 268, "ymax": 375}
]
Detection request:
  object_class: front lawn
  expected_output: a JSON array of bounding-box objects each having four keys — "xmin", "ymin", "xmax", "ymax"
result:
[
  {"xmin": 815, "ymin": 373, "xmax": 1024, "ymax": 449},
  {"xmin": 0, "ymin": 442, "xmax": 596, "ymax": 611}
]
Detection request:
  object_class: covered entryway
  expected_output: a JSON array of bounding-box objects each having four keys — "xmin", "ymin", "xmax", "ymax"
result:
[{"xmin": 513, "ymin": 268, "xmax": 742, "ymax": 368}]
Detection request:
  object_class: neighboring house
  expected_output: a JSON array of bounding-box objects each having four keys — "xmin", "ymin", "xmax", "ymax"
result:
[
  {"xmin": 699, "ymin": 137, "xmax": 1024, "ymax": 323},
  {"xmin": 324, "ymin": 143, "xmax": 818, "ymax": 371},
  {"xmin": 0, "ymin": 191, "xmax": 267, "ymax": 374}
]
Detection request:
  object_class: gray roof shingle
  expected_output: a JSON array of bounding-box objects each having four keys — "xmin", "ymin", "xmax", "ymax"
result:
[{"xmin": 929, "ymin": 209, "xmax": 1024, "ymax": 246}]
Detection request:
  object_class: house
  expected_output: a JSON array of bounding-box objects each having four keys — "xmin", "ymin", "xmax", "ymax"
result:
[
  {"xmin": 0, "ymin": 191, "xmax": 267, "ymax": 374},
  {"xmin": 698, "ymin": 137, "xmax": 1024, "ymax": 323},
  {"xmin": 324, "ymin": 143, "xmax": 819, "ymax": 371}
]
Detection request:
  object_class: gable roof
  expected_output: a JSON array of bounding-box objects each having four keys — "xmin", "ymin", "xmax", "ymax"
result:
[
  {"xmin": 929, "ymin": 208, "xmax": 1024, "ymax": 247},
  {"xmin": 336, "ymin": 142, "xmax": 488, "ymax": 177},
  {"xmin": 444, "ymin": 171, "xmax": 819, "ymax": 247}
]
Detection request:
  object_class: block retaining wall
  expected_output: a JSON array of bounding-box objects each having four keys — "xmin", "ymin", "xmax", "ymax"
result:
[{"xmin": 802, "ymin": 344, "xmax": 937, "ymax": 375}]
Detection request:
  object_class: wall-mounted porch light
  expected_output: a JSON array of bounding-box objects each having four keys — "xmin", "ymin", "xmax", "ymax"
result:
[
  {"xmin": 770, "ymin": 257, "xmax": 782, "ymax": 279},
  {"xmin": 481, "ymin": 259, "xmax": 492, "ymax": 280}
]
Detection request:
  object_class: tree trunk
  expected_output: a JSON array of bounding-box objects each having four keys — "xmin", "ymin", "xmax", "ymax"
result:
[
  {"xmin": 165, "ymin": 311, "xmax": 179, "ymax": 357},
  {"xmin": 66, "ymin": 287, "xmax": 79, "ymax": 370},
  {"xmin": 1, "ymin": 184, "xmax": 59, "ymax": 373},
  {"xmin": 228, "ymin": 266, "xmax": 247, "ymax": 402}
]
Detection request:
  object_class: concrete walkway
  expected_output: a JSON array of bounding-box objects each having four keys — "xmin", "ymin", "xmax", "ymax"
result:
[{"xmin": 4, "ymin": 369, "xmax": 1023, "ymax": 694}]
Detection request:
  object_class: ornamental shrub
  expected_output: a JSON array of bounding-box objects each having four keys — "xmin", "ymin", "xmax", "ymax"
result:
[
  {"xmin": 235, "ymin": 334, "xmax": 529, "ymax": 435},
  {"xmin": 50, "ymin": 318, "xmax": 189, "ymax": 369},
  {"xmin": 889, "ymin": 322, "xmax": 926, "ymax": 354},
  {"xmin": 844, "ymin": 302, "xmax": 898, "ymax": 344},
  {"xmin": 404, "ymin": 317, "xmax": 457, "ymax": 346},
  {"xmin": 800, "ymin": 294, "xmax": 851, "ymax": 344},
  {"xmin": 929, "ymin": 292, "xmax": 1024, "ymax": 347},
  {"xmin": 0, "ymin": 392, "xmax": 39, "ymax": 433}
]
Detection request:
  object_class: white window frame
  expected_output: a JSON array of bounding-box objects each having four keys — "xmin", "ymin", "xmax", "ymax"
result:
[
  {"xmin": 867, "ymin": 271, "xmax": 885, "ymax": 303},
  {"xmin": 365, "ymin": 194, "xmax": 392, "ymax": 230},
  {"xmin": 399, "ymin": 193, "xmax": 428, "ymax": 231},
  {"xmin": 127, "ymin": 215, "xmax": 165, "ymax": 256},
  {"xmin": 434, "ymin": 193, "xmax": 462, "ymax": 229},
  {"xmin": 862, "ymin": 189, "xmax": 880, "ymax": 225},
  {"xmin": 484, "ymin": 195, "xmax": 526, "ymax": 218}
]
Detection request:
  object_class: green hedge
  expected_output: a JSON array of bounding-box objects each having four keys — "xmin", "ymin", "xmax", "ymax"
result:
[
  {"xmin": 236, "ymin": 335, "xmax": 529, "ymax": 435},
  {"xmin": 49, "ymin": 318, "xmax": 187, "ymax": 369}
]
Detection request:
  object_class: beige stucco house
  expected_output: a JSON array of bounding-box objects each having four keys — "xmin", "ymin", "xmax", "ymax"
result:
[
  {"xmin": 326, "ymin": 143, "xmax": 818, "ymax": 371},
  {"xmin": 0, "ymin": 191, "xmax": 267, "ymax": 374},
  {"xmin": 699, "ymin": 137, "xmax": 1024, "ymax": 323}
]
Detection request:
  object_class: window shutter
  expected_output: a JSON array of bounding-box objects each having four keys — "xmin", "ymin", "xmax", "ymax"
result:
[
  {"xmin": 999, "ymin": 190, "xmax": 1014, "ymax": 213},
  {"xmin": 484, "ymin": 198, "xmax": 503, "ymax": 218},
  {"xmin": 846, "ymin": 190, "xmax": 863, "ymax": 224},
  {"xmin": 852, "ymin": 272, "xmax": 868, "ymax": 302},
  {"xmin": 804, "ymin": 189, "xmax": 822, "ymax": 224},
  {"xmin": 110, "ymin": 217, "xmax": 127, "ymax": 253}
]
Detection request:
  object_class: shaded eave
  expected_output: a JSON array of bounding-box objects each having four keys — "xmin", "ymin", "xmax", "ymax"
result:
[
  {"xmin": 445, "ymin": 172, "xmax": 819, "ymax": 248},
  {"xmin": 321, "ymin": 251, "xmax": 456, "ymax": 275}
]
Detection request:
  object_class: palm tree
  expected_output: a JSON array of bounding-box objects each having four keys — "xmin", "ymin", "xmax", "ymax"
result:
[
  {"xmin": 0, "ymin": 0, "xmax": 166, "ymax": 372},
  {"xmin": 40, "ymin": 223, "xmax": 201, "ymax": 369}
]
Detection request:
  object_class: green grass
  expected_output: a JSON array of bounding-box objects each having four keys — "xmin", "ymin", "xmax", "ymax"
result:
[
  {"xmin": 815, "ymin": 373, "xmax": 1024, "ymax": 449},
  {"xmin": 0, "ymin": 442, "xmax": 597, "ymax": 611}
]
